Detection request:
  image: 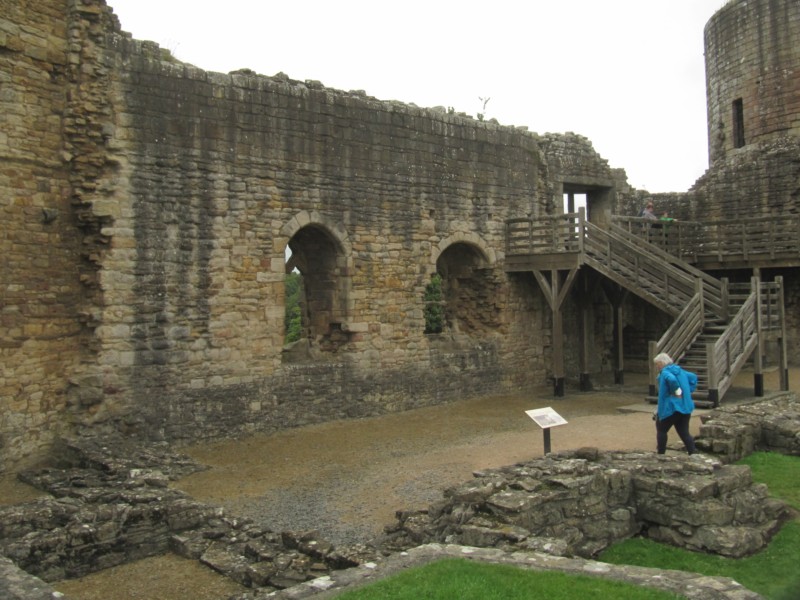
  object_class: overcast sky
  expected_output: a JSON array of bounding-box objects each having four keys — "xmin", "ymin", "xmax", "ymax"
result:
[{"xmin": 108, "ymin": 0, "xmax": 728, "ymax": 193}]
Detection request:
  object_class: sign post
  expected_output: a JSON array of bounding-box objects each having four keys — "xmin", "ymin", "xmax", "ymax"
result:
[{"xmin": 525, "ymin": 407, "xmax": 568, "ymax": 455}]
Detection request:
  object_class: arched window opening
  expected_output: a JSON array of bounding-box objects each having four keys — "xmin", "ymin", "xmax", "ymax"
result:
[
  {"xmin": 433, "ymin": 242, "xmax": 501, "ymax": 335},
  {"xmin": 283, "ymin": 224, "xmax": 351, "ymax": 360}
]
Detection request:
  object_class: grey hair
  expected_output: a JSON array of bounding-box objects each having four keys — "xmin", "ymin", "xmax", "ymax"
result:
[{"xmin": 653, "ymin": 353, "xmax": 673, "ymax": 367}]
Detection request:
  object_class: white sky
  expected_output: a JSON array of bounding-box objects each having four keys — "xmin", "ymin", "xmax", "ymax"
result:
[{"xmin": 108, "ymin": 0, "xmax": 728, "ymax": 193}]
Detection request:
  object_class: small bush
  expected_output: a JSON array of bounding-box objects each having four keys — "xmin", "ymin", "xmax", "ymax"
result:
[{"xmin": 423, "ymin": 273, "xmax": 444, "ymax": 334}]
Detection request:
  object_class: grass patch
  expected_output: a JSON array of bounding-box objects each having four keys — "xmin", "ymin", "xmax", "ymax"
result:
[
  {"xmin": 738, "ymin": 451, "xmax": 800, "ymax": 508},
  {"xmin": 336, "ymin": 558, "xmax": 682, "ymax": 600},
  {"xmin": 599, "ymin": 452, "xmax": 800, "ymax": 600}
]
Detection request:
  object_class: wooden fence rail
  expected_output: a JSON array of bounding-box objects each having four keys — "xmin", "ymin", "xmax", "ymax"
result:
[
  {"xmin": 612, "ymin": 214, "xmax": 800, "ymax": 266},
  {"xmin": 707, "ymin": 288, "xmax": 760, "ymax": 405}
]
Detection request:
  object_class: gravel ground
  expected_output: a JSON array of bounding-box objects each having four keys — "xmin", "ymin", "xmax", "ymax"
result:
[
  {"xmin": 173, "ymin": 374, "xmax": 663, "ymax": 546},
  {"xmin": 28, "ymin": 367, "xmax": 797, "ymax": 599}
]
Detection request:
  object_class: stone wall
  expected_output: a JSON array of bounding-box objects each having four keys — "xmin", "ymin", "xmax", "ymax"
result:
[
  {"xmin": 0, "ymin": 438, "xmax": 375, "ymax": 592},
  {"xmin": 0, "ymin": 0, "xmax": 87, "ymax": 468},
  {"xmin": 3, "ymin": 0, "xmax": 800, "ymax": 473},
  {"xmin": 690, "ymin": 138, "xmax": 800, "ymax": 223},
  {"xmin": 696, "ymin": 391, "xmax": 800, "ymax": 462},
  {"xmin": 705, "ymin": 0, "xmax": 800, "ymax": 164},
  {"xmin": 83, "ymin": 30, "xmax": 555, "ymax": 445},
  {"xmin": 3, "ymin": 0, "xmax": 576, "ymax": 469}
]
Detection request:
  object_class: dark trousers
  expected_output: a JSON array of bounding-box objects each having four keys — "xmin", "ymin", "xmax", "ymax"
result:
[{"xmin": 656, "ymin": 412, "xmax": 696, "ymax": 454}]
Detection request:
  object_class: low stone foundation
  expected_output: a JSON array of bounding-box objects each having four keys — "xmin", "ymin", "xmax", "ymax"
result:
[
  {"xmin": 379, "ymin": 448, "xmax": 788, "ymax": 560},
  {"xmin": 0, "ymin": 438, "xmax": 377, "ymax": 595},
  {"xmin": 0, "ymin": 393, "xmax": 798, "ymax": 599},
  {"xmin": 696, "ymin": 392, "xmax": 800, "ymax": 462}
]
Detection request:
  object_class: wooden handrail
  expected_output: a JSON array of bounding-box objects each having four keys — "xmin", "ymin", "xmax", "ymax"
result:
[
  {"xmin": 608, "ymin": 222, "xmax": 728, "ymax": 320},
  {"xmin": 582, "ymin": 221, "xmax": 697, "ymax": 316},
  {"xmin": 657, "ymin": 282, "xmax": 705, "ymax": 361},
  {"xmin": 648, "ymin": 281, "xmax": 705, "ymax": 391},
  {"xmin": 506, "ymin": 212, "xmax": 702, "ymax": 316},
  {"xmin": 707, "ymin": 287, "xmax": 760, "ymax": 402},
  {"xmin": 611, "ymin": 214, "xmax": 800, "ymax": 265}
]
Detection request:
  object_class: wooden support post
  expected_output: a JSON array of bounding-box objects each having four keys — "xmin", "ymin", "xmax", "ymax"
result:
[
  {"xmin": 777, "ymin": 276, "xmax": 789, "ymax": 391},
  {"xmin": 543, "ymin": 428, "xmax": 552, "ymax": 455},
  {"xmin": 602, "ymin": 281, "xmax": 627, "ymax": 385},
  {"xmin": 752, "ymin": 275, "xmax": 764, "ymax": 397},
  {"xmin": 579, "ymin": 275, "xmax": 593, "ymax": 391},
  {"xmin": 614, "ymin": 303, "xmax": 624, "ymax": 385},
  {"xmin": 648, "ymin": 341, "xmax": 658, "ymax": 398},
  {"xmin": 553, "ymin": 305, "xmax": 565, "ymax": 397},
  {"xmin": 720, "ymin": 277, "xmax": 730, "ymax": 321},
  {"xmin": 533, "ymin": 268, "xmax": 579, "ymax": 399},
  {"xmin": 706, "ymin": 342, "xmax": 719, "ymax": 408}
]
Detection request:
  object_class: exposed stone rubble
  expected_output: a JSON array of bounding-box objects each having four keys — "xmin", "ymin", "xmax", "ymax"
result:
[
  {"xmin": 0, "ymin": 436, "xmax": 382, "ymax": 594},
  {"xmin": 696, "ymin": 392, "xmax": 800, "ymax": 462},
  {"xmin": 378, "ymin": 448, "xmax": 789, "ymax": 560},
  {"xmin": 0, "ymin": 557, "xmax": 65, "ymax": 600}
]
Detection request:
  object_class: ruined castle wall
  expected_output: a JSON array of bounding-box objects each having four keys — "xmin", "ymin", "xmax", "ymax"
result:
[
  {"xmin": 689, "ymin": 139, "xmax": 800, "ymax": 222},
  {"xmin": 0, "ymin": 0, "xmax": 556, "ymax": 469},
  {"xmin": 705, "ymin": 0, "xmax": 800, "ymax": 164},
  {"xmin": 54, "ymin": 6, "xmax": 554, "ymax": 449},
  {"xmin": 0, "ymin": 0, "xmax": 86, "ymax": 468}
]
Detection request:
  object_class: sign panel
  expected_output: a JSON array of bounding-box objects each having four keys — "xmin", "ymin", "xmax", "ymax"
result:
[{"xmin": 525, "ymin": 407, "xmax": 568, "ymax": 429}]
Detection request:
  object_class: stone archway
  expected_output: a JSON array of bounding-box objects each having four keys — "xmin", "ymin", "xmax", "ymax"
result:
[
  {"xmin": 431, "ymin": 235, "xmax": 502, "ymax": 336},
  {"xmin": 280, "ymin": 212, "xmax": 353, "ymax": 357}
]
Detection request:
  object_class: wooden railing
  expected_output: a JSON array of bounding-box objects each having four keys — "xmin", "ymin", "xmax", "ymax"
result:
[
  {"xmin": 506, "ymin": 213, "xmax": 582, "ymax": 255},
  {"xmin": 648, "ymin": 281, "xmax": 706, "ymax": 389},
  {"xmin": 706, "ymin": 285, "xmax": 760, "ymax": 405},
  {"xmin": 581, "ymin": 221, "xmax": 696, "ymax": 316},
  {"xmin": 613, "ymin": 216, "xmax": 701, "ymax": 261},
  {"xmin": 701, "ymin": 217, "xmax": 800, "ymax": 262},
  {"xmin": 505, "ymin": 212, "xmax": 787, "ymax": 405},
  {"xmin": 607, "ymin": 222, "xmax": 728, "ymax": 320},
  {"xmin": 612, "ymin": 214, "xmax": 800, "ymax": 266},
  {"xmin": 506, "ymin": 211, "xmax": 725, "ymax": 318}
]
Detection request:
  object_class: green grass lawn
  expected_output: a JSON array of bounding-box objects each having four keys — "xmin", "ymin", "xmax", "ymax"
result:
[
  {"xmin": 336, "ymin": 558, "xmax": 683, "ymax": 600},
  {"xmin": 338, "ymin": 452, "xmax": 800, "ymax": 600}
]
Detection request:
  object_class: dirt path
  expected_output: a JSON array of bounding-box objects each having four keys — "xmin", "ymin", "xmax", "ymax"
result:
[{"xmin": 34, "ymin": 367, "xmax": 799, "ymax": 599}]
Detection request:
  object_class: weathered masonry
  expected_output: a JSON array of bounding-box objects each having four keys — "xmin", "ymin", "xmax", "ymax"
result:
[
  {"xmin": 0, "ymin": 0, "xmax": 614, "ymax": 469},
  {"xmin": 2, "ymin": 0, "xmax": 799, "ymax": 471}
]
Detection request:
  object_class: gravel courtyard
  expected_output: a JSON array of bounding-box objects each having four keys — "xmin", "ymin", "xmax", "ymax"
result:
[{"xmin": 36, "ymin": 367, "xmax": 796, "ymax": 599}]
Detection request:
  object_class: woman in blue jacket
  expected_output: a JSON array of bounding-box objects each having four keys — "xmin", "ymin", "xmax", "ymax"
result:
[{"xmin": 653, "ymin": 352, "xmax": 698, "ymax": 454}]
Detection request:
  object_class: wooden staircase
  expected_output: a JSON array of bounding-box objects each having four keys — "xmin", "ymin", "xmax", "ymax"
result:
[{"xmin": 505, "ymin": 210, "xmax": 785, "ymax": 405}]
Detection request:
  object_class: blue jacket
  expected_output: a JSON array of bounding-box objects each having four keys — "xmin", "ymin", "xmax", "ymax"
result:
[{"xmin": 657, "ymin": 364, "xmax": 697, "ymax": 420}]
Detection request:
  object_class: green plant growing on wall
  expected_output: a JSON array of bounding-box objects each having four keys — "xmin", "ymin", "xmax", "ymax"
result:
[
  {"xmin": 424, "ymin": 273, "xmax": 445, "ymax": 334},
  {"xmin": 285, "ymin": 272, "xmax": 303, "ymax": 343}
]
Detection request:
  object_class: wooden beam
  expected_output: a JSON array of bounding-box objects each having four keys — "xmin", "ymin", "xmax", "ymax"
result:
[
  {"xmin": 530, "ymin": 268, "xmax": 580, "ymax": 397},
  {"xmin": 601, "ymin": 280, "xmax": 629, "ymax": 384},
  {"xmin": 579, "ymin": 273, "xmax": 593, "ymax": 391},
  {"xmin": 532, "ymin": 270, "xmax": 555, "ymax": 311}
]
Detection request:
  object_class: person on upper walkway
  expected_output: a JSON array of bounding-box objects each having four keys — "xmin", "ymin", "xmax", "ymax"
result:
[{"xmin": 638, "ymin": 199, "xmax": 658, "ymax": 221}]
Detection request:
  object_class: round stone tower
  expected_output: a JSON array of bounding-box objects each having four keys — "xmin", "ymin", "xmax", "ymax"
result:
[{"xmin": 704, "ymin": 0, "xmax": 800, "ymax": 164}]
